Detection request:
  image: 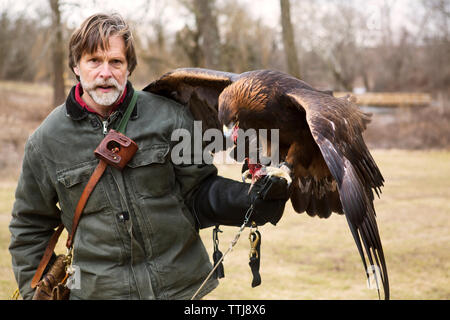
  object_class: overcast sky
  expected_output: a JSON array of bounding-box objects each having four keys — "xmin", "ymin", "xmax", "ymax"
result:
[
  {"xmin": 1, "ymin": 0, "xmax": 279, "ymax": 26},
  {"xmin": 1, "ymin": 0, "xmax": 425, "ymax": 40}
]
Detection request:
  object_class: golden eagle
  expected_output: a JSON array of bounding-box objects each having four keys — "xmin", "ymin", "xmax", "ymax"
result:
[{"xmin": 143, "ymin": 68, "xmax": 389, "ymax": 299}]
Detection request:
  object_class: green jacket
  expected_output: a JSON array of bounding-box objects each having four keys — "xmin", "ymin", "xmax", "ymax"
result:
[{"xmin": 9, "ymin": 83, "xmax": 219, "ymax": 299}]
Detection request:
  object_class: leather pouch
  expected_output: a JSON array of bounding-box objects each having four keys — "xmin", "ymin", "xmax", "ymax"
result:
[
  {"xmin": 94, "ymin": 129, "xmax": 138, "ymax": 170},
  {"xmin": 32, "ymin": 255, "xmax": 70, "ymax": 300}
]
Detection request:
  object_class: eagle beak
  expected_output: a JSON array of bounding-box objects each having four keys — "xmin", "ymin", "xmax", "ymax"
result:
[{"xmin": 223, "ymin": 121, "xmax": 236, "ymax": 138}]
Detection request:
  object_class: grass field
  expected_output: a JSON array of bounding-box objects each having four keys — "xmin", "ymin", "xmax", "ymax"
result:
[{"xmin": 0, "ymin": 149, "xmax": 449, "ymax": 300}]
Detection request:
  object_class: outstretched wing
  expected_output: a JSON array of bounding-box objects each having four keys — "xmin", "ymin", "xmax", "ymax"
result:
[
  {"xmin": 287, "ymin": 88, "xmax": 389, "ymax": 299},
  {"xmin": 143, "ymin": 68, "xmax": 239, "ymax": 132}
]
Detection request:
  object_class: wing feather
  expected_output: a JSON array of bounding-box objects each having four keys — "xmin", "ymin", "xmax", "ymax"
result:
[
  {"xmin": 143, "ymin": 68, "xmax": 238, "ymax": 132},
  {"xmin": 287, "ymin": 89, "xmax": 389, "ymax": 299}
]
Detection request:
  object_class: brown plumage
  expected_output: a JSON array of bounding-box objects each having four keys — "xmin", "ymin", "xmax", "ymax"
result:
[{"xmin": 144, "ymin": 68, "xmax": 389, "ymax": 299}]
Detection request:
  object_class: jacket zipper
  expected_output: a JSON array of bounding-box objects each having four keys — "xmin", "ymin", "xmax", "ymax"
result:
[
  {"xmin": 100, "ymin": 111, "xmax": 120, "ymax": 135},
  {"xmin": 102, "ymin": 120, "xmax": 108, "ymax": 135}
]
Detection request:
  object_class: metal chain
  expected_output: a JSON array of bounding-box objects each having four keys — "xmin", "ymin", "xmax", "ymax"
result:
[{"xmin": 190, "ymin": 204, "xmax": 255, "ymax": 300}]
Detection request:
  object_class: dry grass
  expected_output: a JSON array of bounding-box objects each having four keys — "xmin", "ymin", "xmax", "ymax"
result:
[{"xmin": 0, "ymin": 81, "xmax": 53, "ymax": 180}]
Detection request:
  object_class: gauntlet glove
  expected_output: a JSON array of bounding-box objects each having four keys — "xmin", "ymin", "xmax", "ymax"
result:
[{"xmin": 192, "ymin": 174, "xmax": 290, "ymax": 229}]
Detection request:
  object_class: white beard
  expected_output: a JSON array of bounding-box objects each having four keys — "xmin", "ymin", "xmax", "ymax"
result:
[{"xmin": 80, "ymin": 75, "xmax": 127, "ymax": 107}]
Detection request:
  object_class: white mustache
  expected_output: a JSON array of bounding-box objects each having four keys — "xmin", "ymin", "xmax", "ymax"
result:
[{"xmin": 93, "ymin": 78, "xmax": 119, "ymax": 89}]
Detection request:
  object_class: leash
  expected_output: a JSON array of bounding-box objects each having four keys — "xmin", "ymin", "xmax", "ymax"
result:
[{"xmin": 191, "ymin": 203, "xmax": 255, "ymax": 300}]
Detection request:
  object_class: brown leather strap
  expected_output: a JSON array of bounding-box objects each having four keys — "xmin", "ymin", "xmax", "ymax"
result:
[
  {"xmin": 31, "ymin": 159, "xmax": 108, "ymax": 289},
  {"xmin": 66, "ymin": 159, "xmax": 108, "ymax": 248},
  {"xmin": 31, "ymin": 223, "xmax": 64, "ymax": 288}
]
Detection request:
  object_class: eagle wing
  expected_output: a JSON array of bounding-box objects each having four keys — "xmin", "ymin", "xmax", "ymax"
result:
[
  {"xmin": 287, "ymin": 88, "xmax": 389, "ymax": 299},
  {"xmin": 143, "ymin": 68, "xmax": 239, "ymax": 133}
]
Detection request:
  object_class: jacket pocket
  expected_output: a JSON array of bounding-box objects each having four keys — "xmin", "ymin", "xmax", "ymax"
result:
[
  {"xmin": 127, "ymin": 143, "xmax": 174, "ymax": 198},
  {"xmin": 56, "ymin": 160, "xmax": 110, "ymax": 215}
]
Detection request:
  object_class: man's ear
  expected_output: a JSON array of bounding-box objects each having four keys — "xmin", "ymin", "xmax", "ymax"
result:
[{"xmin": 73, "ymin": 65, "xmax": 80, "ymax": 76}]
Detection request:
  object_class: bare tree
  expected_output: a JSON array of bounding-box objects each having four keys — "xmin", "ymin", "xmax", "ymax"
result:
[
  {"xmin": 420, "ymin": 0, "xmax": 450, "ymax": 93},
  {"xmin": 174, "ymin": 25, "xmax": 202, "ymax": 67},
  {"xmin": 175, "ymin": 0, "xmax": 221, "ymax": 68},
  {"xmin": 49, "ymin": 0, "xmax": 65, "ymax": 106},
  {"xmin": 192, "ymin": 0, "xmax": 221, "ymax": 68},
  {"xmin": 0, "ymin": 0, "xmax": 447, "ymax": 96},
  {"xmin": 0, "ymin": 11, "xmax": 43, "ymax": 81},
  {"xmin": 136, "ymin": 3, "xmax": 177, "ymax": 80},
  {"xmin": 219, "ymin": 0, "xmax": 281, "ymax": 73},
  {"xmin": 293, "ymin": 1, "xmax": 370, "ymax": 91},
  {"xmin": 280, "ymin": 0, "xmax": 301, "ymax": 78},
  {"xmin": 192, "ymin": 0, "xmax": 220, "ymax": 68}
]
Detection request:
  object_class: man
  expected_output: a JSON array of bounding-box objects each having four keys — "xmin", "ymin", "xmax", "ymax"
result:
[{"xmin": 9, "ymin": 13, "xmax": 289, "ymax": 300}]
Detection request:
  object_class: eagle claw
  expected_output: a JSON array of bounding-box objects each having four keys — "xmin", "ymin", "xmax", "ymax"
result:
[{"xmin": 242, "ymin": 162, "xmax": 292, "ymax": 186}]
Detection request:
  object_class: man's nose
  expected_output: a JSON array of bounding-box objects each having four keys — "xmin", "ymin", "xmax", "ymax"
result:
[{"xmin": 98, "ymin": 62, "xmax": 113, "ymax": 79}]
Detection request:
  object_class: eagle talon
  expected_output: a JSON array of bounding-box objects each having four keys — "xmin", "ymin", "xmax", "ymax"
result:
[
  {"xmin": 265, "ymin": 165, "xmax": 293, "ymax": 186},
  {"xmin": 242, "ymin": 169, "xmax": 252, "ymax": 183}
]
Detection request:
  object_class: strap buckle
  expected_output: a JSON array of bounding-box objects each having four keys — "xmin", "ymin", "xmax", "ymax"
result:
[
  {"xmin": 248, "ymin": 222, "xmax": 262, "ymax": 287},
  {"xmin": 249, "ymin": 226, "xmax": 260, "ymax": 259},
  {"xmin": 212, "ymin": 226, "xmax": 225, "ymax": 279}
]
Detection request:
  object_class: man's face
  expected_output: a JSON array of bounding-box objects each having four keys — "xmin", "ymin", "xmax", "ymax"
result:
[{"xmin": 74, "ymin": 35, "xmax": 129, "ymax": 109}]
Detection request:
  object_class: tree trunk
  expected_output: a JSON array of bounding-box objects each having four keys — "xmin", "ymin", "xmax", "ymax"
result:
[
  {"xmin": 280, "ymin": 0, "xmax": 301, "ymax": 78},
  {"xmin": 192, "ymin": 0, "xmax": 221, "ymax": 68},
  {"xmin": 175, "ymin": 26, "xmax": 202, "ymax": 67},
  {"xmin": 49, "ymin": 0, "xmax": 65, "ymax": 107}
]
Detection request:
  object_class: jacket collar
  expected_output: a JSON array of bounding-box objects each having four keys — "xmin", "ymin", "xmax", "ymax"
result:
[{"xmin": 66, "ymin": 81, "xmax": 137, "ymax": 121}]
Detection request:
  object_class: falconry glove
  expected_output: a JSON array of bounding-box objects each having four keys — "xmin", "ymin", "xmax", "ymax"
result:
[{"xmin": 192, "ymin": 174, "xmax": 290, "ymax": 229}]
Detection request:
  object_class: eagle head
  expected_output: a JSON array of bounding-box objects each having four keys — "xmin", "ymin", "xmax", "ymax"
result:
[{"xmin": 219, "ymin": 77, "xmax": 269, "ymax": 143}]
